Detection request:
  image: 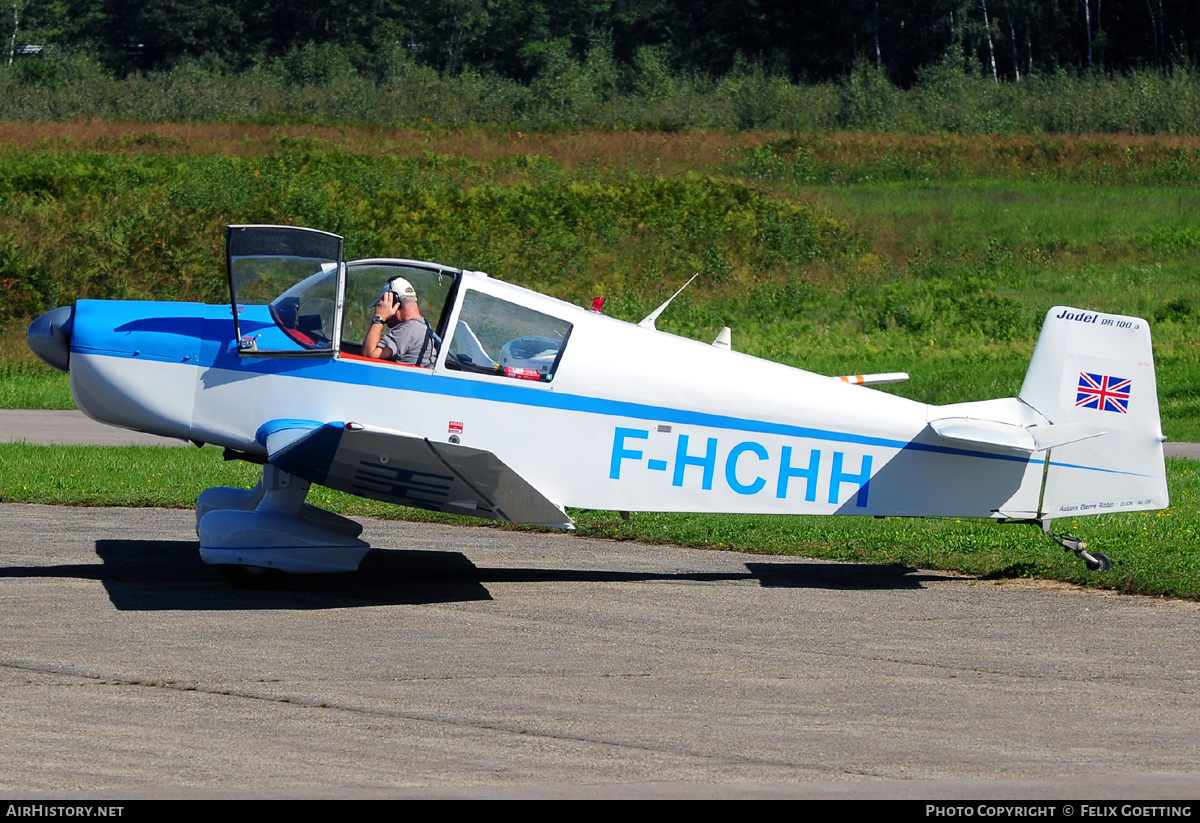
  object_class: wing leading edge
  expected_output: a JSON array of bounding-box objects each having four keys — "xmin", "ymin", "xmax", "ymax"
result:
[{"xmin": 257, "ymin": 419, "xmax": 574, "ymax": 529}]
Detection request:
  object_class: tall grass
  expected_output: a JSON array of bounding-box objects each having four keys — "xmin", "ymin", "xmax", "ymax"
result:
[
  {"xmin": 6, "ymin": 49, "xmax": 1200, "ymax": 134},
  {"xmin": 1, "ymin": 130, "xmax": 1197, "ymax": 438},
  {"xmin": 0, "ymin": 147, "xmax": 851, "ymax": 322}
]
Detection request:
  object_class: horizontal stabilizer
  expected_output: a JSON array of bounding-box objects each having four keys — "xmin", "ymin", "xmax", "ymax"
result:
[
  {"xmin": 258, "ymin": 419, "xmax": 574, "ymax": 528},
  {"xmin": 929, "ymin": 417, "xmax": 1107, "ymax": 453},
  {"xmin": 1028, "ymin": 421, "xmax": 1109, "ymax": 451}
]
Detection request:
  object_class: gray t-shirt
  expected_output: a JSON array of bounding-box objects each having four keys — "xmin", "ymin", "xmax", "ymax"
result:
[{"xmin": 381, "ymin": 318, "xmax": 436, "ymax": 366}]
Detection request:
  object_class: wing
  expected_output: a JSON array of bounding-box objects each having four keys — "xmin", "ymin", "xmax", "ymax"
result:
[{"xmin": 257, "ymin": 420, "xmax": 574, "ymax": 529}]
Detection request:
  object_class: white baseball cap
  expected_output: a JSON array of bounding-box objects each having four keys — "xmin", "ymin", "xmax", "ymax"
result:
[{"xmin": 374, "ymin": 276, "xmax": 417, "ymax": 306}]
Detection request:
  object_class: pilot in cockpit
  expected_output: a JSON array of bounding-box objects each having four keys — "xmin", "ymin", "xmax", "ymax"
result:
[{"xmin": 362, "ymin": 276, "xmax": 437, "ymax": 367}]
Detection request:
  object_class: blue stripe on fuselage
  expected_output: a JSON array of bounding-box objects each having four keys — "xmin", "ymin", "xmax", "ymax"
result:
[
  {"xmin": 210, "ymin": 350, "xmax": 1032, "ymax": 464},
  {"xmin": 81, "ymin": 300, "xmax": 1117, "ymax": 472}
]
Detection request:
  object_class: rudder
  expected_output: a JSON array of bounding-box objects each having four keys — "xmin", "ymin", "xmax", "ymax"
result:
[{"xmin": 1019, "ymin": 306, "xmax": 1168, "ymax": 517}]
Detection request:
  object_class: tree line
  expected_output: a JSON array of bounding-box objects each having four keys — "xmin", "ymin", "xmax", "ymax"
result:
[{"xmin": 7, "ymin": 0, "xmax": 1196, "ymax": 85}]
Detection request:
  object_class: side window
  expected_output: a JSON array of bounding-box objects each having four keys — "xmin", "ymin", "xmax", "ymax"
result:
[
  {"xmin": 445, "ymin": 290, "xmax": 572, "ymax": 383},
  {"xmin": 341, "ymin": 263, "xmax": 457, "ymax": 354}
]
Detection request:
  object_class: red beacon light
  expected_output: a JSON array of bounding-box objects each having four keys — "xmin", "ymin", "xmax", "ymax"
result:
[{"xmin": 590, "ymin": 297, "xmax": 605, "ymax": 313}]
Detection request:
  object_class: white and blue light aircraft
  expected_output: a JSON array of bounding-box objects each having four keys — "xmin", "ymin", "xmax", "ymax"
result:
[{"xmin": 27, "ymin": 225, "xmax": 1169, "ymax": 586}]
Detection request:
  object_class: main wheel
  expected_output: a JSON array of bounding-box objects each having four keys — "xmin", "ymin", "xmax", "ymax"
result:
[
  {"xmin": 1085, "ymin": 552, "xmax": 1112, "ymax": 572},
  {"xmin": 219, "ymin": 564, "xmax": 286, "ymax": 590}
]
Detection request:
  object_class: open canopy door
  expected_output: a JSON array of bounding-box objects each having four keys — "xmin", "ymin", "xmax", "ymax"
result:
[{"xmin": 227, "ymin": 225, "xmax": 345, "ymax": 357}]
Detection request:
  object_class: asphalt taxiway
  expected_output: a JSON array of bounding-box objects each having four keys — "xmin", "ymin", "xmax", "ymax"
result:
[
  {"xmin": 3, "ymin": 503, "xmax": 1200, "ymax": 798},
  {"xmin": 2, "ymin": 410, "xmax": 1199, "ymax": 798}
]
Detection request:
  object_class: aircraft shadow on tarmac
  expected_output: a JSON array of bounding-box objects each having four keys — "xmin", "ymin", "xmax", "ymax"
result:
[{"xmin": 0, "ymin": 538, "xmax": 951, "ymax": 611}]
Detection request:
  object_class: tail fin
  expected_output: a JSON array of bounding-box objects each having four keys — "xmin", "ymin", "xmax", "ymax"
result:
[{"xmin": 1019, "ymin": 307, "xmax": 1168, "ymax": 517}]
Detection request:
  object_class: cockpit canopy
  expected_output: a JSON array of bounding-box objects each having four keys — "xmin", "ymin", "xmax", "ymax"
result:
[
  {"xmin": 225, "ymin": 224, "xmax": 571, "ymax": 383},
  {"xmin": 227, "ymin": 225, "xmax": 460, "ymax": 358}
]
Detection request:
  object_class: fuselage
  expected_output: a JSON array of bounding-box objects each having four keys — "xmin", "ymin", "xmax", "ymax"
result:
[{"xmin": 61, "ymin": 269, "xmax": 1049, "ymax": 521}]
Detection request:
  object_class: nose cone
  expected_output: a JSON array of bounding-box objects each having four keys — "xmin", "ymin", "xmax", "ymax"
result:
[{"xmin": 27, "ymin": 305, "xmax": 75, "ymax": 372}]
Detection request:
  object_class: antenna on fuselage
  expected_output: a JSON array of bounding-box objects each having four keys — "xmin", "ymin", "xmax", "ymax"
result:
[{"xmin": 638, "ymin": 273, "xmax": 699, "ymax": 330}]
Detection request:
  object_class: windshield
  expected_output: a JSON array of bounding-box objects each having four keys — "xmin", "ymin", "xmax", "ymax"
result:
[{"xmin": 264, "ymin": 262, "xmax": 339, "ymax": 349}]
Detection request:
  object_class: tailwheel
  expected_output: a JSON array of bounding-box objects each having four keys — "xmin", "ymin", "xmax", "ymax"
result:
[
  {"xmin": 220, "ymin": 565, "xmax": 286, "ymax": 590},
  {"xmin": 1041, "ymin": 524, "xmax": 1112, "ymax": 572}
]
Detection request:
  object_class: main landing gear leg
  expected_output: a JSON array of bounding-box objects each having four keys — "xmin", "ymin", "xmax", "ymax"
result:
[{"xmin": 196, "ymin": 464, "xmax": 370, "ymax": 588}]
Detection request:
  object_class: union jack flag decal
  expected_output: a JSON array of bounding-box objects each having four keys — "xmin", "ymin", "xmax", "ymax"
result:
[{"xmin": 1076, "ymin": 372, "xmax": 1131, "ymax": 414}]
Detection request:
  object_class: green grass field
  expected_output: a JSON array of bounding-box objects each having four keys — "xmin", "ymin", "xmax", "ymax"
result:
[
  {"xmin": 1, "ymin": 127, "xmax": 1195, "ymax": 597},
  {"xmin": 0, "ymin": 442, "xmax": 1195, "ymax": 598}
]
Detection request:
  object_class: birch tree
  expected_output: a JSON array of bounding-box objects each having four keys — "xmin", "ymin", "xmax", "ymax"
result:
[
  {"xmin": 8, "ymin": 0, "xmax": 28, "ymax": 66},
  {"xmin": 980, "ymin": 0, "xmax": 997, "ymax": 82},
  {"xmin": 1007, "ymin": 9, "xmax": 1020, "ymax": 82},
  {"xmin": 1083, "ymin": 0, "xmax": 1093, "ymax": 68}
]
